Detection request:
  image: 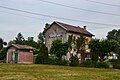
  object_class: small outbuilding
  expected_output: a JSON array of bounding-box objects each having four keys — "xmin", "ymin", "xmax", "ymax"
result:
[{"xmin": 6, "ymin": 44, "xmax": 34, "ymax": 64}]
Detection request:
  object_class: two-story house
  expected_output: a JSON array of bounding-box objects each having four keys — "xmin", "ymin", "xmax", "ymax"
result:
[{"xmin": 43, "ymin": 21, "xmax": 94, "ymax": 62}]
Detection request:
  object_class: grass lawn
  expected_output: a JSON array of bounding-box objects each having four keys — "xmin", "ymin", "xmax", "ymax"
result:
[{"xmin": 0, "ymin": 64, "xmax": 120, "ymax": 80}]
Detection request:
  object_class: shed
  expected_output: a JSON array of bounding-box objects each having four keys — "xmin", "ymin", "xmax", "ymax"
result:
[{"xmin": 6, "ymin": 44, "xmax": 34, "ymax": 64}]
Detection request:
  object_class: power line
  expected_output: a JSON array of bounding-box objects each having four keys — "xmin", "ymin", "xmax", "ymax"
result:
[
  {"xmin": 0, "ymin": 10, "xmax": 50, "ymax": 21},
  {"xmin": 0, "ymin": 5, "xmax": 120, "ymax": 27},
  {"xmin": 85, "ymin": 0, "xmax": 120, "ymax": 7},
  {"xmin": 38, "ymin": 0, "xmax": 120, "ymax": 17}
]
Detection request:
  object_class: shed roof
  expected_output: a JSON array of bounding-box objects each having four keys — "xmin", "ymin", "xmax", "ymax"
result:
[{"xmin": 8, "ymin": 44, "xmax": 34, "ymax": 50}]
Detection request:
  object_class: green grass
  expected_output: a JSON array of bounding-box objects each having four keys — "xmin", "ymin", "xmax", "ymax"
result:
[{"xmin": 0, "ymin": 64, "xmax": 120, "ymax": 80}]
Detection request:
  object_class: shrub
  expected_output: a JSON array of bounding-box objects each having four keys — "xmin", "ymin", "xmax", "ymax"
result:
[
  {"xmin": 69, "ymin": 55, "xmax": 79, "ymax": 66},
  {"xmin": 0, "ymin": 48, "xmax": 7, "ymax": 60},
  {"xmin": 47, "ymin": 58, "xmax": 67, "ymax": 65},
  {"xmin": 35, "ymin": 54, "xmax": 41, "ymax": 64},
  {"xmin": 95, "ymin": 62, "xmax": 109, "ymax": 68},
  {"xmin": 112, "ymin": 59, "xmax": 120, "ymax": 69},
  {"xmin": 80, "ymin": 60, "xmax": 95, "ymax": 67}
]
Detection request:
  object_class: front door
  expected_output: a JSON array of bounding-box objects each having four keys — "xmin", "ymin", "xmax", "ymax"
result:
[{"xmin": 15, "ymin": 52, "xmax": 18, "ymax": 63}]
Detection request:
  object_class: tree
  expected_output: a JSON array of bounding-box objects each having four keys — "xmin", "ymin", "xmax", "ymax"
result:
[
  {"xmin": 104, "ymin": 40, "xmax": 120, "ymax": 56},
  {"xmin": 14, "ymin": 32, "xmax": 25, "ymax": 44},
  {"xmin": 67, "ymin": 34, "xmax": 73, "ymax": 47},
  {"xmin": 76, "ymin": 35, "xmax": 85, "ymax": 53},
  {"xmin": 0, "ymin": 38, "xmax": 7, "ymax": 50},
  {"xmin": 69, "ymin": 55, "xmax": 79, "ymax": 66},
  {"xmin": 24, "ymin": 37, "xmax": 38, "ymax": 49},
  {"xmin": 89, "ymin": 39, "xmax": 106, "ymax": 62},
  {"xmin": 35, "ymin": 32, "xmax": 49, "ymax": 64},
  {"xmin": 116, "ymin": 29, "xmax": 120, "ymax": 40},
  {"xmin": 50, "ymin": 39, "xmax": 68, "ymax": 59},
  {"xmin": 37, "ymin": 32, "xmax": 44, "ymax": 48},
  {"xmin": 0, "ymin": 48, "xmax": 7, "ymax": 60},
  {"xmin": 107, "ymin": 29, "xmax": 120, "ymax": 41},
  {"xmin": 35, "ymin": 44, "xmax": 48, "ymax": 64},
  {"xmin": 89, "ymin": 39, "xmax": 120, "ymax": 62}
]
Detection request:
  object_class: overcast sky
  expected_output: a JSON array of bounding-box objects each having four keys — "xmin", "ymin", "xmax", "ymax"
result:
[{"xmin": 0, "ymin": 0, "xmax": 120, "ymax": 42}]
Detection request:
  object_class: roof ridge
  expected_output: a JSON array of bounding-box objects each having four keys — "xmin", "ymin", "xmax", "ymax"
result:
[{"xmin": 55, "ymin": 21, "xmax": 80, "ymax": 28}]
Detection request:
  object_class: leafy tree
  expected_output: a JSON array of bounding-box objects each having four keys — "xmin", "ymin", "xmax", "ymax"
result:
[
  {"xmin": 89, "ymin": 39, "xmax": 106, "ymax": 62},
  {"xmin": 24, "ymin": 37, "xmax": 38, "ymax": 49},
  {"xmin": 0, "ymin": 38, "xmax": 7, "ymax": 50},
  {"xmin": 105, "ymin": 40, "xmax": 120, "ymax": 53},
  {"xmin": 70, "ymin": 54, "xmax": 79, "ymax": 66},
  {"xmin": 37, "ymin": 32, "xmax": 44, "ymax": 48},
  {"xmin": 0, "ymin": 48, "xmax": 7, "ymax": 60},
  {"xmin": 8, "ymin": 40, "xmax": 15, "ymax": 46},
  {"xmin": 76, "ymin": 35, "xmax": 85, "ymax": 53},
  {"xmin": 89, "ymin": 39, "xmax": 120, "ymax": 62},
  {"xmin": 14, "ymin": 32, "xmax": 25, "ymax": 44},
  {"xmin": 67, "ymin": 34, "xmax": 73, "ymax": 47},
  {"xmin": 50, "ymin": 39, "xmax": 68, "ymax": 59},
  {"xmin": 107, "ymin": 29, "xmax": 120, "ymax": 41},
  {"xmin": 35, "ymin": 44, "xmax": 48, "ymax": 64},
  {"xmin": 116, "ymin": 29, "xmax": 120, "ymax": 40}
]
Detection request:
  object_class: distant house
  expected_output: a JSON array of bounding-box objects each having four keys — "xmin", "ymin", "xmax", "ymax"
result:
[
  {"xmin": 43, "ymin": 21, "xmax": 94, "ymax": 62},
  {"xmin": 6, "ymin": 44, "xmax": 34, "ymax": 64}
]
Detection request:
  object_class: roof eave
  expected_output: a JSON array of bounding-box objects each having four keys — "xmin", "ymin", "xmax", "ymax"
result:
[{"xmin": 67, "ymin": 30, "xmax": 94, "ymax": 37}]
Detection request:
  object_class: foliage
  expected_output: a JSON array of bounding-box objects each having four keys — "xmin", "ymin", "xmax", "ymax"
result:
[
  {"xmin": 8, "ymin": 33, "xmax": 38, "ymax": 49},
  {"xmin": 37, "ymin": 32, "xmax": 44, "ymax": 48},
  {"xmin": 14, "ymin": 32, "xmax": 25, "ymax": 44},
  {"xmin": 0, "ymin": 38, "xmax": 7, "ymax": 50},
  {"xmin": 111, "ymin": 58, "xmax": 120, "ymax": 69},
  {"xmin": 76, "ymin": 35, "xmax": 85, "ymax": 53},
  {"xmin": 105, "ymin": 39, "xmax": 120, "ymax": 53},
  {"xmin": 47, "ymin": 58, "xmax": 67, "ymax": 65},
  {"xmin": 107, "ymin": 29, "xmax": 120, "ymax": 41},
  {"xmin": 69, "ymin": 55, "xmax": 79, "ymax": 66},
  {"xmin": 35, "ymin": 54, "xmax": 41, "ymax": 64},
  {"xmin": 35, "ymin": 44, "xmax": 48, "ymax": 64},
  {"xmin": 89, "ymin": 39, "xmax": 102, "ymax": 61},
  {"xmin": 80, "ymin": 60, "xmax": 94, "ymax": 67},
  {"xmin": 34, "ymin": 49, "xmax": 39, "ymax": 55},
  {"xmin": 89, "ymin": 39, "xmax": 120, "ymax": 62},
  {"xmin": 24, "ymin": 37, "xmax": 38, "ymax": 49},
  {"xmin": 66, "ymin": 34, "xmax": 73, "ymax": 47},
  {"xmin": 95, "ymin": 62, "xmax": 109, "ymax": 68},
  {"xmin": 0, "ymin": 48, "xmax": 7, "ymax": 60},
  {"xmin": 50, "ymin": 39, "xmax": 68, "ymax": 59}
]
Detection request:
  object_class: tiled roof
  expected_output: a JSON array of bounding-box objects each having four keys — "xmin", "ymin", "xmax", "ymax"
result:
[
  {"xmin": 11, "ymin": 44, "xmax": 34, "ymax": 50},
  {"xmin": 55, "ymin": 21, "xmax": 94, "ymax": 36}
]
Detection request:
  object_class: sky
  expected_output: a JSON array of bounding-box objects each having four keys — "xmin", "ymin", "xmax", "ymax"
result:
[{"xmin": 0, "ymin": 0, "xmax": 120, "ymax": 42}]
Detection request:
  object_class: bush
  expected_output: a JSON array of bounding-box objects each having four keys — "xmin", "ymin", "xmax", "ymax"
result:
[
  {"xmin": 47, "ymin": 58, "xmax": 67, "ymax": 65},
  {"xmin": 69, "ymin": 55, "xmax": 79, "ymax": 66},
  {"xmin": 35, "ymin": 54, "xmax": 49, "ymax": 64},
  {"xmin": 80, "ymin": 60, "xmax": 95, "ymax": 67},
  {"xmin": 0, "ymin": 48, "xmax": 7, "ymax": 60},
  {"xmin": 35, "ymin": 54, "xmax": 41, "ymax": 64},
  {"xmin": 95, "ymin": 62, "xmax": 109, "ymax": 68},
  {"xmin": 112, "ymin": 59, "xmax": 120, "ymax": 69}
]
